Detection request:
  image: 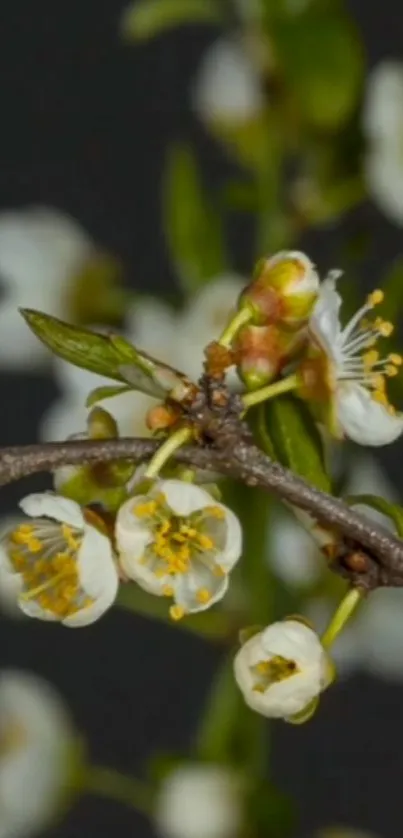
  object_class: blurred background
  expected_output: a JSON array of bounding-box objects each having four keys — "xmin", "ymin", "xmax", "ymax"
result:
[{"xmin": 1, "ymin": 1, "xmax": 403, "ymax": 837}]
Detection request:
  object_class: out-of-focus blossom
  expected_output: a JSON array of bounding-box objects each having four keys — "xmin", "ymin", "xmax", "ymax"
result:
[
  {"xmin": 303, "ymin": 276, "xmax": 403, "ymax": 445},
  {"xmin": 0, "ymin": 206, "xmax": 94, "ymax": 369},
  {"xmin": 363, "ymin": 62, "xmax": 403, "ymax": 224},
  {"xmin": 155, "ymin": 763, "xmax": 243, "ymax": 838},
  {"xmin": 192, "ymin": 37, "xmax": 264, "ymax": 129},
  {"xmin": 40, "ymin": 299, "xmax": 178, "ymax": 441},
  {"xmin": 176, "ymin": 275, "xmax": 245, "ymax": 382},
  {"xmin": 0, "ymin": 493, "xmax": 119, "ymax": 627},
  {"xmin": 234, "ymin": 619, "xmax": 332, "ymax": 720},
  {"xmin": 0, "ymin": 669, "xmax": 73, "ymax": 838},
  {"xmin": 116, "ymin": 479, "xmax": 242, "ymax": 620},
  {"xmin": 269, "ymin": 506, "xmax": 322, "ymax": 590}
]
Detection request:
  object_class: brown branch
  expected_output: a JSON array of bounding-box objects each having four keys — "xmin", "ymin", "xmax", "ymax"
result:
[{"xmin": 0, "ymin": 436, "xmax": 402, "ymax": 585}]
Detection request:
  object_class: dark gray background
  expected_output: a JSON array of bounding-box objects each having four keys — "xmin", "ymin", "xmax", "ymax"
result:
[{"xmin": 1, "ymin": 1, "xmax": 403, "ymax": 836}]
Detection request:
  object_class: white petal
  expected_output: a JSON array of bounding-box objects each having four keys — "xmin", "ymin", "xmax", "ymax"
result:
[
  {"xmin": 120, "ymin": 558, "xmax": 167, "ymax": 596},
  {"xmin": 363, "ymin": 61, "xmax": 403, "ymax": 144},
  {"xmin": 19, "ymin": 492, "xmax": 84, "ymax": 529},
  {"xmin": 336, "ymin": 383, "xmax": 403, "ymax": 446},
  {"xmin": 18, "ymin": 598, "xmax": 59, "ymax": 622},
  {"xmin": 309, "ymin": 276, "xmax": 343, "ymax": 353},
  {"xmin": 219, "ymin": 507, "xmax": 243, "ymax": 571},
  {"xmin": 115, "ymin": 496, "xmax": 153, "ymax": 565},
  {"xmin": 155, "ymin": 764, "xmax": 242, "ymax": 838},
  {"xmin": 173, "ymin": 571, "xmax": 228, "ymax": 614},
  {"xmin": 365, "ymin": 145, "xmax": 403, "ymax": 225},
  {"xmin": 192, "ymin": 37, "xmax": 264, "ymax": 124},
  {"xmin": 259, "ymin": 619, "xmax": 324, "ymax": 666},
  {"xmin": 302, "ymin": 597, "xmax": 362, "ymax": 678},
  {"xmin": 65, "ymin": 526, "xmax": 119, "ymax": 626},
  {"xmin": 0, "ymin": 670, "xmax": 71, "ymax": 836},
  {"xmin": 158, "ymin": 480, "xmax": 220, "ymax": 517}
]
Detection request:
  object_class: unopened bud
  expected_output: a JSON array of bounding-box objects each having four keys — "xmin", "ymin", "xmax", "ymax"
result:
[
  {"xmin": 235, "ymin": 324, "xmax": 306, "ymax": 389},
  {"xmin": 146, "ymin": 404, "xmax": 180, "ymax": 432},
  {"xmin": 87, "ymin": 406, "xmax": 118, "ymax": 440},
  {"xmin": 239, "ymin": 250, "xmax": 319, "ymax": 328}
]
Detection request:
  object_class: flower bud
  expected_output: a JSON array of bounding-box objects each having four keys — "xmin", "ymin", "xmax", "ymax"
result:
[
  {"xmin": 235, "ymin": 323, "xmax": 306, "ymax": 389},
  {"xmin": 239, "ymin": 251, "xmax": 319, "ymax": 328}
]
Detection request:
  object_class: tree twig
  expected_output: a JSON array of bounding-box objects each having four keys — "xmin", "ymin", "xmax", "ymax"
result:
[{"xmin": 0, "ymin": 436, "xmax": 402, "ymax": 585}]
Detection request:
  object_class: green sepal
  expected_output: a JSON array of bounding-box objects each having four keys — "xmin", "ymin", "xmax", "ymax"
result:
[
  {"xmin": 345, "ymin": 494, "xmax": 403, "ymax": 538},
  {"xmin": 86, "ymin": 385, "xmax": 133, "ymax": 409},
  {"xmin": 285, "ymin": 696, "xmax": 319, "ymax": 725},
  {"xmin": 58, "ymin": 468, "xmax": 131, "ymax": 512},
  {"xmin": 120, "ymin": 0, "xmax": 222, "ymax": 42},
  {"xmin": 265, "ymin": 396, "xmax": 331, "ymax": 492}
]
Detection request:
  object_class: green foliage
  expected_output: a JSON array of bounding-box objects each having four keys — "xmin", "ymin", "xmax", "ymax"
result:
[
  {"xmin": 120, "ymin": 0, "xmax": 223, "ymax": 41},
  {"xmin": 20, "ymin": 309, "xmax": 191, "ymax": 399},
  {"xmin": 271, "ymin": 9, "xmax": 364, "ymax": 131},
  {"xmin": 346, "ymin": 494, "xmax": 403, "ymax": 538},
  {"xmin": 86, "ymin": 384, "xmax": 133, "ymax": 408},
  {"xmin": 163, "ymin": 144, "xmax": 228, "ymax": 294},
  {"xmin": 265, "ymin": 396, "xmax": 331, "ymax": 492}
]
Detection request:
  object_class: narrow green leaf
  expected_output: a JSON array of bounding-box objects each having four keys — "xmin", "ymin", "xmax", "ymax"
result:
[
  {"xmin": 121, "ymin": 0, "xmax": 222, "ymax": 42},
  {"xmin": 345, "ymin": 494, "xmax": 403, "ymax": 538},
  {"xmin": 163, "ymin": 144, "xmax": 228, "ymax": 294},
  {"xmin": 86, "ymin": 384, "xmax": 132, "ymax": 408},
  {"xmin": 20, "ymin": 308, "xmax": 192, "ymax": 399},
  {"xmin": 265, "ymin": 396, "xmax": 331, "ymax": 492},
  {"xmin": 272, "ymin": 10, "xmax": 364, "ymax": 130}
]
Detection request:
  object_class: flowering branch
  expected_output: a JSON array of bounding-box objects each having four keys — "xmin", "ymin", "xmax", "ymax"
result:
[{"xmin": 1, "ymin": 433, "xmax": 402, "ymax": 589}]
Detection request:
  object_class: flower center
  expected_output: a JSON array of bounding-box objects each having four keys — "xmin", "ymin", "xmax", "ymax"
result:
[
  {"xmin": 251, "ymin": 655, "xmax": 299, "ymax": 693},
  {"xmin": 335, "ymin": 289, "xmax": 402, "ymax": 413},
  {"xmin": 7, "ymin": 519, "xmax": 94, "ymax": 618},
  {"xmin": 132, "ymin": 492, "xmax": 227, "ymax": 617}
]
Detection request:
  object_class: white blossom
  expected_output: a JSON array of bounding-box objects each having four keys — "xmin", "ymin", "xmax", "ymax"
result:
[
  {"xmin": 0, "ymin": 493, "xmax": 119, "ymax": 626},
  {"xmin": 363, "ymin": 62, "xmax": 403, "ymax": 224},
  {"xmin": 234, "ymin": 619, "xmax": 332, "ymax": 719},
  {"xmin": 0, "ymin": 669, "xmax": 73, "ymax": 838},
  {"xmin": 0, "ymin": 517, "xmax": 26, "ymax": 618},
  {"xmin": 115, "ymin": 479, "xmax": 242, "ymax": 620},
  {"xmin": 192, "ymin": 37, "xmax": 264, "ymax": 127},
  {"xmin": 155, "ymin": 764, "xmax": 243, "ymax": 838},
  {"xmin": 176, "ymin": 275, "xmax": 245, "ymax": 383},
  {"xmin": 0, "ymin": 206, "xmax": 93, "ymax": 368},
  {"xmin": 40, "ymin": 298, "xmax": 178, "ymax": 441},
  {"xmin": 307, "ymin": 276, "xmax": 403, "ymax": 445}
]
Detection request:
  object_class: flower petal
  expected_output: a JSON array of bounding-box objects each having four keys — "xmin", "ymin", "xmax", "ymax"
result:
[
  {"xmin": 336, "ymin": 384, "xmax": 403, "ymax": 446},
  {"xmin": 19, "ymin": 493, "xmax": 84, "ymax": 529},
  {"xmin": 364, "ymin": 145, "xmax": 403, "ymax": 225},
  {"xmin": 309, "ymin": 277, "xmax": 343, "ymax": 355},
  {"xmin": 158, "ymin": 480, "xmax": 219, "ymax": 518},
  {"xmin": 173, "ymin": 566, "xmax": 228, "ymax": 613},
  {"xmin": 219, "ymin": 506, "xmax": 243, "ymax": 571},
  {"xmin": 66, "ymin": 527, "xmax": 119, "ymax": 626}
]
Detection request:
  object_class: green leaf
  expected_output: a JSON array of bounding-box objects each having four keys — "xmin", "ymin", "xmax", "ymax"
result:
[
  {"xmin": 345, "ymin": 494, "xmax": 403, "ymax": 538},
  {"xmin": 21, "ymin": 309, "xmax": 193, "ymax": 399},
  {"xmin": 121, "ymin": 0, "xmax": 222, "ymax": 42},
  {"xmin": 163, "ymin": 144, "xmax": 228, "ymax": 294},
  {"xmin": 272, "ymin": 10, "xmax": 365, "ymax": 130},
  {"xmin": 265, "ymin": 396, "xmax": 331, "ymax": 492},
  {"xmin": 86, "ymin": 384, "xmax": 132, "ymax": 408}
]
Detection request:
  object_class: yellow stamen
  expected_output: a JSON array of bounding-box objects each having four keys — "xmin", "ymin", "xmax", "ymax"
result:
[
  {"xmin": 196, "ymin": 588, "xmax": 212, "ymax": 604},
  {"xmin": 367, "ymin": 289, "xmax": 384, "ymax": 307},
  {"xmin": 204, "ymin": 506, "xmax": 225, "ymax": 520},
  {"xmin": 169, "ymin": 605, "xmax": 185, "ymax": 621},
  {"xmin": 196, "ymin": 533, "xmax": 214, "ymax": 551},
  {"xmin": 389, "ymin": 353, "xmax": 403, "ymax": 366},
  {"xmin": 213, "ymin": 564, "xmax": 226, "ymax": 577},
  {"xmin": 162, "ymin": 585, "xmax": 174, "ymax": 597},
  {"xmin": 374, "ymin": 317, "xmax": 394, "ymax": 337},
  {"xmin": 134, "ymin": 500, "xmax": 158, "ymax": 518}
]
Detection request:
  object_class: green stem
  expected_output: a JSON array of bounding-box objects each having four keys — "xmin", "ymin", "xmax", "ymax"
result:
[
  {"xmin": 321, "ymin": 588, "xmax": 364, "ymax": 650},
  {"xmin": 218, "ymin": 307, "xmax": 253, "ymax": 348},
  {"xmin": 144, "ymin": 426, "xmax": 193, "ymax": 479},
  {"xmin": 85, "ymin": 766, "xmax": 154, "ymax": 814},
  {"xmin": 242, "ymin": 373, "xmax": 299, "ymax": 410}
]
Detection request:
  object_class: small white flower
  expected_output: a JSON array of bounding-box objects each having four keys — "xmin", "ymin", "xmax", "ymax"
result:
[
  {"xmin": 0, "ymin": 206, "xmax": 93, "ymax": 369},
  {"xmin": 115, "ymin": 479, "xmax": 242, "ymax": 619},
  {"xmin": 0, "ymin": 493, "xmax": 119, "ymax": 627},
  {"xmin": 155, "ymin": 764, "xmax": 243, "ymax": 838},
  {"xmin": 176, "ymin": 275, "xmax": 245, "ymax": 382},
  {"xmin": 192, "ymin": 37, "xmax": 264, "ymax": 127},
  {"xmin": 0, "ymin": 669, "xmax": 73, "ymax": 838},
  {"xmin": 234, "ymin": 619, "xmax": 332, "ymax": 719},
  {"xmin": 306, "ymin": 276, "xmax": 403, "ymax": 445},
  {"xmin": 40, "ymin": 298, "xmax": 178, "ymax": 442},
  {"xmin": 363, "ymin": 62, "xmax": 403, "ymax": 225}
]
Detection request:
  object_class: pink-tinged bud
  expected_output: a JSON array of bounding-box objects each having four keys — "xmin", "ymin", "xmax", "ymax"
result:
[
  {"xmin": 239, "ymin": 251, "xmax": 319, "ymax": 328},
  {"xmin": 235, "ymin": 324, "xmax": 306, "ymax": 389}
]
